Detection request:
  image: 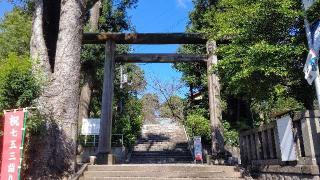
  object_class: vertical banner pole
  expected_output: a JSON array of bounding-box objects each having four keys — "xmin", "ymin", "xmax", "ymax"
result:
[
  {"xmin": 17, "ymin": 109, "xmax": 28, "ymax": 180},
  {"xmin": 302, "ymin": 0, "xmax": 320, "ymax": 108}
]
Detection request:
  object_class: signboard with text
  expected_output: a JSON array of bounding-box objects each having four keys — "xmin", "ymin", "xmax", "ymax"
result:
[
  {"xmin": 0, "ymin": 110, "xmax": 25, "ymax": 180},
  {"xmin": 81, "ymin": 118, "xmax": 100, "ymax": 135}
]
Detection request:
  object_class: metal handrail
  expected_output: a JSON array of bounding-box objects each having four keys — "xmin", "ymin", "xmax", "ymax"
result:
[{"xmin": 80, "ymin": 134, "xmax": 124, "ymax": 147}]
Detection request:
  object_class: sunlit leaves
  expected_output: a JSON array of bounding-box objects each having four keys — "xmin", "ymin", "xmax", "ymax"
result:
[
  {"xmin": 0, "ymin": 53, "xmax": 39, "ymax": 110},
  {"xmin": 0, "ymin": 8, "xmax": 31, "ymax": 57}
]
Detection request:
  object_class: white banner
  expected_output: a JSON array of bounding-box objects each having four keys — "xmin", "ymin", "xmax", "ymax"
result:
[
  {"xmin": 304, "ymin": 49, "xmax": 318, "ymax": 85},
  {"xmin": 81, "ymin": 118, "xmax": 100, "ymax": 135}
]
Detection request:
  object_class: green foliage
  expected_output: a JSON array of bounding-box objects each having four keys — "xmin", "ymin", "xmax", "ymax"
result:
[
  {"xmin": 185, "ymin": 112, "xmax": 211, "ymax": 143},
  {"xmin": 0, "ymin": 8, "xmax": 31, "ymax": 57},
  {"xmin": 0, "ymin": 53, "xmax": 39, "ymax": 111},
  {"xmin": 306, "ymin": 0, "xmax": 320, "ymax": 23},
  {"xmin": 205, "ymin": 0, "xmax": 309, "ymax": 106},
  {"xmin": 251, "ymin": 86, "xmax": 304, "ymax": 123},
  {"xmin": 98, "ymin": 0, "xmax": 137, "ymax": 32},
  {"xmin": 177, "ymin": 0, "xmax": 314, "ymax": 131},
  {"xmin": 222, "ymin": 120, "xmax": 239, "ymax": 147},
  {"xmin": 25, "ymin": 111, "xmax": 46, "ymax": 135},
  {"xmin": 113, "ymin": 96, "xmax": 143, "ymax": 147}
]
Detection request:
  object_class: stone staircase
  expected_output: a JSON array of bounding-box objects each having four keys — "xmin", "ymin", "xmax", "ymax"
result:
[
  {"xmin": 81, "ymin": 118, "xmax": 244, "ymax": 179},
  {"xmin": 82, "ymin": 164, "xmax": 243, "ymax": 179},
  {"xmin": 129, "ymin": 119, "xmax": 193, "ymax": 164}
]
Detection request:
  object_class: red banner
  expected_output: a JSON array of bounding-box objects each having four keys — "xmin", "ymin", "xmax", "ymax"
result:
[{"xmin": 0, "ymin": 110, "xmax": 25, "ymax": 180}]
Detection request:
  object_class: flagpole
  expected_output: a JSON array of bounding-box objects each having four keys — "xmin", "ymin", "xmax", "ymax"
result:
[{"xmin": 302, "ymin": 0, "xmax": 320, "ymax": 108}]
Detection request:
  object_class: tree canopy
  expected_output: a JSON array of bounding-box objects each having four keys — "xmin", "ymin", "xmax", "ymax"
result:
[{"xmin": 177, "ymin": 0, "xmax": 313, "ymax": 130}]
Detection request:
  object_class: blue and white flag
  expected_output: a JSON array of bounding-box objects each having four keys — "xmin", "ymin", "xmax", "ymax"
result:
[{"xmin": 304, "ymin": 49, "xmax": 318, "ymax": 85}]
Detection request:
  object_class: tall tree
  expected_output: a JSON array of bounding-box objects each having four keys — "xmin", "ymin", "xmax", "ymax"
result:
[
  {"xmin": 29, "ymin": 0, "xmax": 100, "ymax": 178},
  {"xmin": 28, "ymin": 0, "xmax": 139, "ymax": 177},
  {"xmin": 79, "ymin": 0, "xmax": 137, "ymax": 129},
  {"xmin": 78, "ymin": 0, "xmax": 100, "ymax": 131},
  {"xmin": 179, "ymin": 0, "xmax": 313, "ymax": 126},
  {"xmin": 202, "ymin": 0, "xmax": 312, "ymax": 120}
]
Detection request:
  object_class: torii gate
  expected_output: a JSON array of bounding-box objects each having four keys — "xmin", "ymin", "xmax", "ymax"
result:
[{"xmin": 82, "ymin": 32, "xmax": 224, "ymax": 164}]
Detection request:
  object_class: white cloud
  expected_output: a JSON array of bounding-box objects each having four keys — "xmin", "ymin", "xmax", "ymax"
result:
[{"xmin": 176, "ymin": 0, "xmax": 191, "ymax": 9}]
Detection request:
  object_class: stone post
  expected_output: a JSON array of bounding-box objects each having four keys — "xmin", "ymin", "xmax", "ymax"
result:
[
  {"xmin": 299, "ymin": 110, "xmax": 320, "ymax": 165},
  {"xmin": 97, "ymin": 40, "xmax": 116, "ymax": 164},
  {"xmin": 206, "ymin": 41, "xmax": 225, "ymax": 157}
]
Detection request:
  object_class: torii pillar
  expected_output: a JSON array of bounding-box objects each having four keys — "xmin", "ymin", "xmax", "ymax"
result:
[
  {"xmin": 207, "ymin": 41, "xmax": 225, "ymax": 158},
  {"xmin": 97, "ymin": 40, "xmax": 116, "ymax": 164}
]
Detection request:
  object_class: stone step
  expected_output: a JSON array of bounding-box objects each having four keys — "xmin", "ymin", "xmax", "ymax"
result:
[
  {"xmin": 141, "ymin": 131, "xmax": 185, "ymax": 133},
  {"xmin": 87, "ymin": 165, "xmax": 239, "ymax": 172},
  {"xmin": 134, "ymin": 142, "xmax": 188, "ymax": 148},
  {"xmin": 141, "ymin": 132, "xmax": 185, "ymax": 135},
  {"xmin": 129, "ymin": 155, "xmax": 193, "ymax": 159},
  {"xmin": 137, "ymin": 139, "xmax": 184, "ymax": 141},
  {"xmin": 131, "ymin": 151, "xmax": 191, "ymax": 156},
  {"xmin": 141, "ymin": 130, "xmax": 183, "ymax": 133},
  {"xmin": 135, "ymin": 141, "xmax": 188, "ymax": 145},
  {"xmin": 131, "ymin": 155, "xmax": 191, "ymax": 158},
  {"xmin": 84, "ymin": 177, "xmax": 242, "ymax": 180},
  {"xmin": 129, "ymin": 157, "xmax": 193, "ymax": 164},
  {"xmin": 140, "ymin": 136, "xmax": 186, "ymax": 140},
  {"xmin": 132, "ymin": 147, "xmax": 189, "ymax": 152},
  {"xmin": 132, "ymin": 148, "xmax": 188, "ymax": 152},
  {"xmin": 84, "ymin": 170, "xmax": 241, "ymax": 178},
  {"xmin": 128, "ymin": 160, "xmax": 193, "ymax": 164},
  {"xmin": 138, "ymin": 137, "xmax": 187, "ymax": 143}
]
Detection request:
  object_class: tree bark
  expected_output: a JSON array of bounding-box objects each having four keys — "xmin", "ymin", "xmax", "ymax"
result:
[
  {"xmin": 78, "ymin": 73, "xmax": 93, "ymax": 131},
  {"xmin": 28, "ymin": 0, "xmax": 86, "ymax": 178},
  {"xmin": 78, "ymin": 0, "xmax": 100, "ymax": 131},
  {"xmin": 89, "ymin": 0, "xmax": 101, "ymax": 31},
  {"xmin": 30, "ymin": 0, "xmax": 51, "ymax": 77},
  {"xmin": 206, "ymin": 41, "xmax": 225, "ymax": 158}
]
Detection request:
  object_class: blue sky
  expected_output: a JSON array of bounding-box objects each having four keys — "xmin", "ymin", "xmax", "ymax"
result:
[
  {"xmin": 128, "ymin": 0, "xmax": 193, "ymax": 98},
  {"xmin": 0, "ymin": 1, "xmax": 12, "ymax": 17},
  {"xmin": 0, "ymin": 0, "xmax": 193, "ymax": 99}
]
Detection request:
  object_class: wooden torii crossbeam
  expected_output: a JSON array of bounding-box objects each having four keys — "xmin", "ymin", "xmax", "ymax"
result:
[
  {"xmin": 83, "ymin": 32, "xmax": 207, "ymax": 44},
  {"xmin": 115, "ymin": 53, "xmax": 207, "ymax": 63}
]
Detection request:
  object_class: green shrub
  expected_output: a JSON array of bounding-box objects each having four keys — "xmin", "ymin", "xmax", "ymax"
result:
[
  {"xmin": 0, "ymin": 53, "xmax": 40, "ymax": 111},
  {"xmin": 222, "ymin": 120, "xmax": 239, "ymax": 147},
  {"xmin": 185, "ymin": 113, "xmax": 211, "ymax": 143},
  {"xmin": 113, "ymin": 96, "xmax": 143, "ymax": 147}
]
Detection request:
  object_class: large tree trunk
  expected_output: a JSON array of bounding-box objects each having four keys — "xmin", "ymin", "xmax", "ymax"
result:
[
  {"xmin": 28, "ymin": 0, "xmax": 87, "ymax": 178},
  {"xmin": 78, "ymin": 0, "xmax": 100, "ymax": 131},
  {"xmin": 78, "ymin": 73, "xmax": 93, "ymax": 130}
]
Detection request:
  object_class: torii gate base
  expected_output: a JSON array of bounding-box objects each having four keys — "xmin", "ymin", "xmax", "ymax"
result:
[{"xmin": 82, "ymin": 33, "xmax": 224, "ymax": 164}]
